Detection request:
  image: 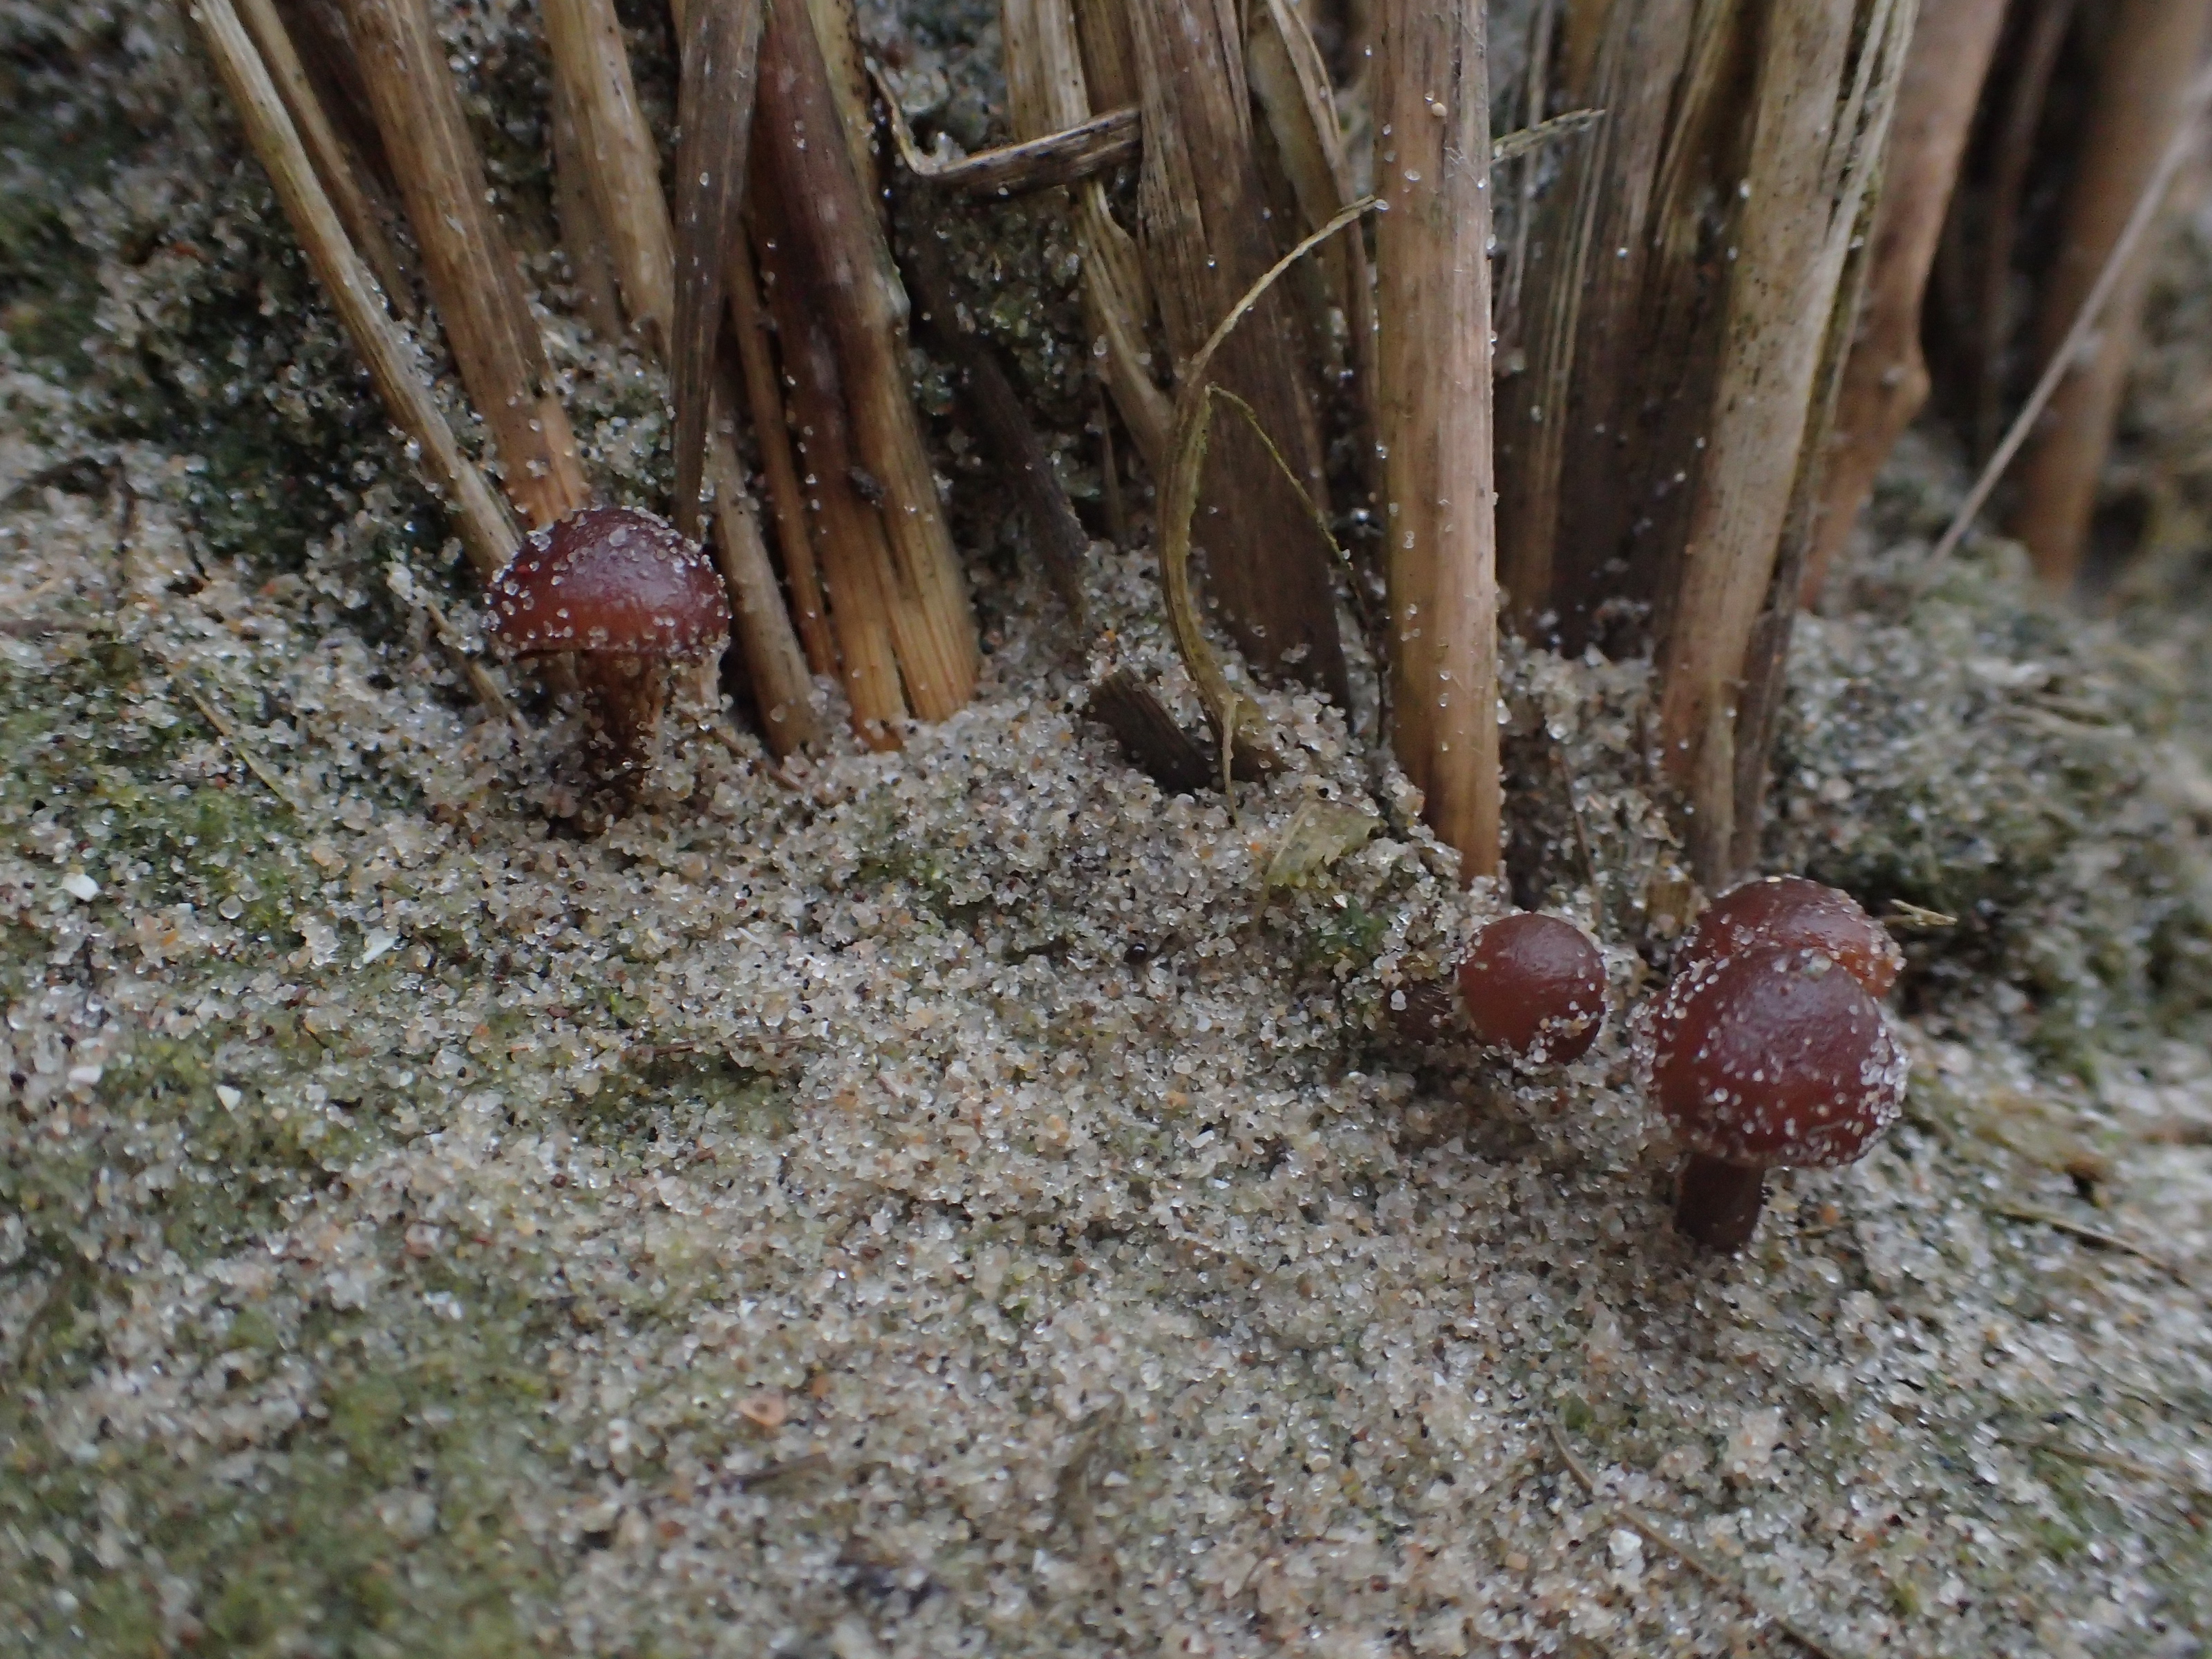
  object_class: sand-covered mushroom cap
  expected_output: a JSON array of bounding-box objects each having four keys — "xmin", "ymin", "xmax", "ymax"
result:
[
  {"xmin": 1650, "ymin": 944, "xmax": 1906, "ymax": 1169},
  {"xmin": 1456, "ymin": 911, "xmax": 1608, "ymax": 1065},
  {"xmin": 488, "ymin": 505, "xmax": 728, "ymax": 657},
  {"xmin": 1678, "ymin": 873, "xmax": 1903, "ymax": 998}
]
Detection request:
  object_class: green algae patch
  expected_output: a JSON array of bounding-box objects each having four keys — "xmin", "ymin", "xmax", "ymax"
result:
[{"xmin": 1, "ymin": 1274, "xmax": 567, "ymax": 1656}]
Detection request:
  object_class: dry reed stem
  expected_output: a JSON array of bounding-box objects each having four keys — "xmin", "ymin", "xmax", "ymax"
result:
[
  {"xmin": 550, "ymin": 75, "xmax": 628, "ymax": 342},
  {"xmin": 189, "ymin": 0, "xmax": 517, "ymax": 582},
  {"xmin": 1544, "ymin": 0, "xmax": 1696, "ymax": 649},
  {"xmin": 1373, "ymin": 0, "xmax": 1499, "ymax": 883},
  {"xmin": 1129, "ymin": 0, "xmax": 1347, "ymax": 706},
  {"xmin": 547, "ymin": 0, "xmax": 819, "ymax": 752},
  {"xmin": 1083, "ymin": 670, "xmax": 1215, "ymax": 796},
  {"xmin": 1653, "ymin": 0, "xmax": 1911, "ymax": 888},
  {"xmin": 1494, "ymin": 2, "xmax": 1609, "ymax": 638},
  {"xmin": 2012, "ymin": 0, "xmax": 2212, "ymax": 592},
  {"xmin": 1001, "ymin": 0, "xmax": 1173, "ymax": 471},
  {"xmin": 232, "ymin": 0, "xmax": 413, "ymax": 314},
  {"xmin": 669, "ymin": 0, "xmax": 764, "ymax": 541},
  {"xmin": 754, "ymin": 0, "xmax": 978, "ymax": 722},
  {"xmin": 1926, "ymin": 66, "xmax": 2212, "ymax": 581},
  {"xmin": 803, "ymin": 0, "xmax": 879, "ymax": 203},
  {"xmin": 1155, "ymin": 203, "xmax": 1373, "ymax": 785},
  {"xmin": 1969, "ymin": 0, "xmax": 2074, "ymax": 460},
  {"xmin": 545, "ymin": 0, "xmax": 677, "ymax": 349},
  {"xmin": 341, "ymin": 0, "xmax": 590, "ymax": 529},
  {"xmin": 1496, "ymin": 0, "xmax": 1557, "ymax": 352},
  {"xmin": 725, "ymin": 234, "xmax": 839, "ymax": 680},
  {"xmin": 1802, "ymin": 0, "xmax": 2007, "ymax": 607},
  {"xmin": 1246, "ymin": 0, "xmax": 1380, "ymax": 497},
  {"xmin": 749, "ymin": 181, "xmax": 910, "ymax": 746}
]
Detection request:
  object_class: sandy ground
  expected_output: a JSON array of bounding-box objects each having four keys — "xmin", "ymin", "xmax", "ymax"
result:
[{"xmin": 3, "ymin": 3, "xmax": 2212, "ymax": 1656}]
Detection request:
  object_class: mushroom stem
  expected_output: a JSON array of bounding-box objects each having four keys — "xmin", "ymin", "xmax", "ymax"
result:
[
  {"xmin": 1674, "ymin": 1154, "xmax": 1767, "ymax": 1251},
  {"xmin": 576, "ymin": 655, "xmax": 669, "ymax": 779}
]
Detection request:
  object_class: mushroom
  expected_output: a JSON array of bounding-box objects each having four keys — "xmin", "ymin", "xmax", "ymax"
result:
[
  {"xmin": 1646, "ymin": 943, "xmax": 1907, "ymax": 1249},
  {"xmin": 1678, "ymin": 874, "xmax": 1902, "ymax": 997},
  {"xmin": 1456, "ymin": 912, "xmax": 1608, "ymax": 1065},
  {"xmin": 487, "ymin": 506, "xmax": 729, "ymax": 780}
]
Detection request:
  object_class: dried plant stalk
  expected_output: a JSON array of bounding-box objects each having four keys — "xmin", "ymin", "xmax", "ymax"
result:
[
  {"xmin": 1967, "ymin": 0, "xmax": 2074, "ymax": 458},
  {"xmin": 1653, "ymin": 0, "xmax": 1913, "ymax": 885},
  {"xmin": 1544, "ymin": 0, "xmax": 1698, "ymax": 651},
  {"xmin": 803, "ymin": 0, "xmax": 879, "ymax": 199},
  {"xmin": 1001, "ymin": 0, "xmax": 1173, "ymax": 469},
  {"xmin": 1128, "ymin": 0, "xmax": 1347, "ymax": 706},
  {"xmin": 725, "ymin": 235, "xmax": 838, "ymax": 681},
  {"xmin": 1373, "ymin": 0, "xmax": 1500, "ymax": 883},
  {"xmin": 1494, "ymin": 1, "xmax": 1611, "ymax": 637},
  {"xmin": 1801, "ymin": 0, "xmax": 2006, "ymax": 606},
  {"xmin": 340, "ymin": 0, "xmax": 590, "ymax": 529},
  {"xmin": 550, "ymin": 75, "xmax": 627, "ymax": 341},
  {"xmin": 2012, "ymin": 0, "xmax": 2212, "ymax": 592},
  {"xmin": 754, "ymin": 0, "xmax": 977, "ymax": 722},
  {"xmin": 189, "ymin": 0, "xmax": 517, "ymax": 581},
  {"xmin": 668, "ymin": 0, "xmax": 763, "ymax": 539},
  {"xmin": 1245, "ymin": 0, "xmax": 1379, "ymax": 497},
  {"xmin": 548, "ymin": 0, "xmax": 820, "ymax": 752},
  {"xmin": 545, "ymin": 0, "xmax": 676, "ymax": 349},
  {"xmin": 751, "ymin": 190, "xmax": 911, "ymax": 748},
  {"xmin": 233, "ymin": 0, "xmax": 413, "ymax": 313}
]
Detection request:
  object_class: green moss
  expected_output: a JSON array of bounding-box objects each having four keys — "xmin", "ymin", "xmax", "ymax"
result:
[
  {"xmin": 0, "ymin": 1278, "xmax": 567, "ymax": 1656},
  {"xmin": 572, "ymin": 1047, "xmax": 789, "ymax": 1150}
]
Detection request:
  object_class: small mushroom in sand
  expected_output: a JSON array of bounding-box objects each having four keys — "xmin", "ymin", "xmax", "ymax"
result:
[
  {"xmin": 1678, "ymin": 874, "xmax": 1902, "ymax": 997},
  {"xmin": 488, "ymin": 506, "xmax": 729, "ymax": 781},
  {"xmin": 1456, "ymin": 912, "xmax": 1608, "ymax": 1065},
  {"xmin": 1647, "ymin": 943, "xmax": 1907, "ymax": 1250}
]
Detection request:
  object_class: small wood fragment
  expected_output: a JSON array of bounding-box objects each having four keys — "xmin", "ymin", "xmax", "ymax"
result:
[
  {"xmin": 1082, "ymin": 671, "xmax": 1215, "ymax": 796},
  {"xmin": 879, "ymin": 97, "xmax": 1139, "ymax": 198}
]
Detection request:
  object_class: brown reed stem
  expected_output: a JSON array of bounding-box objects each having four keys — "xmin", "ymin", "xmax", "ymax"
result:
[
  {"xmin": 1373, "ymin": 0, "xmax": 1500, "ymax": 883},
  {"xmin": 1126, "ymin": 0, "xmax": 1348, "ymax": 706},
  {"xmin": 340, "ymin": 0, "xmax": 591, "ymax": 529},
  {"xmin": 2012, "ymin": 0, "xmax": 2212, "ymax": 593},
  {"xmin": 233, "ymin": 0, "xmax": 413, "ymax": 315},
  {"xmin": 1802, "ymin": 0, "xmax": 2007, "ymax": 607},
  {"xmin": 753, "ymin": 0, "xmax": 977, "ymax": 722},
  {"xmin": 1653, "ymin": 0, "xmax": 1911, "ymax": 887}
]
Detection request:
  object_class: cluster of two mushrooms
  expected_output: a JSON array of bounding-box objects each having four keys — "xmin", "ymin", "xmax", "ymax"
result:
[
  {"xmin": 1452, "ymin": 876, "xmax": 1908, "ymax": 1251},
  {"xmin": 486, "ymin": 506, "xmax": 731, "ymax": 785}
]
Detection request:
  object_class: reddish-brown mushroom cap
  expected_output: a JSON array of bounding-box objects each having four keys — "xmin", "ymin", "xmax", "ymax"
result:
[
  {"xmin": 1456, "ymin": 912, "xmax": 1608, "ymax": 1065},
  {"xmin": 1678, "ymin": 874, "xmax": 1902, "ymax": 999},
  {"xmin": 488, "ymin": 505, "xmax": 728, "ymax": 657},
  {"xmin": 1648, "ymin": 943, "xmax": 1907, "ymax": 1249}
]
